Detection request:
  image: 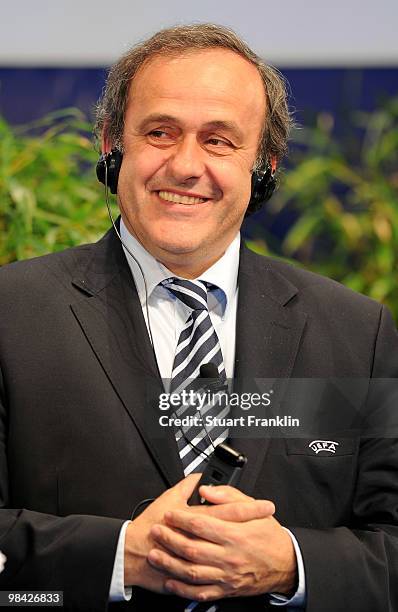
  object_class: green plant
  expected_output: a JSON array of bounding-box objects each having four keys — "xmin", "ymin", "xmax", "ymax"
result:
[
  {"xmin": 248, "ymin": 98, "xmax": 398, "ymax": 322},
  {"xmin": 0, "ymin": 109, "xmax": 117, "ymax": 264}
]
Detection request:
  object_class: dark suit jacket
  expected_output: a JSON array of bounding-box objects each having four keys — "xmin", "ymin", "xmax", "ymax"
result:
[{"xmin": 0, "ymin": 227, "xmax": 397, "ymax": 611}]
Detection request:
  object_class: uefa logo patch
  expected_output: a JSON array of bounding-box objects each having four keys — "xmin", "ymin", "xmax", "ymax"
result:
[{"xmin": 309, "ymin": 440, "xmax": 339, "ymax": 454}]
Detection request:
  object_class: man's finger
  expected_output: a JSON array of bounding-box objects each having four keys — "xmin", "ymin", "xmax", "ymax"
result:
[
  {"xmin": 174, "ymin": 473, "xmax": 202, "ymax": 501},
  {"xmin": 148, "ymin": 547, "xmax": 224, "ymax": 584},
  {"xmin": 150, "ymin": 524, "xmax": 222, "ymax": 564},
  {"xmin": 165, "ymin": 579, "xmax": 225, "ymax": 601},
  {"xmin": 198, "ymin": 499, "xmax": 275, "ymax": 522},
  {"xmin": 164, "ymin": 510, "xmax": 230, "ymax": 544},
  {"xmin": 199, "ymin": 484, "xmax": 254, "ymax": 504}
]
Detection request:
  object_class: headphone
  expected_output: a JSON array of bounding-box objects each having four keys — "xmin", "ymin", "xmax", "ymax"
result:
[{"xmin": 96, "ymin": 149, "xmax": 276, "ymax": 215}]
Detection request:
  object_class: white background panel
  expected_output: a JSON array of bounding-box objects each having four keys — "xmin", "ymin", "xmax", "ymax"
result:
[{"xmin": 1, "ymin": 0, "xmax": 397, "ymax": 66}]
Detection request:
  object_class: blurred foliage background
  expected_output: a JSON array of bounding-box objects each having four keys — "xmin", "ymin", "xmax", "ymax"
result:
[
  {"xmin": 1, "ymin": 101, "xmax": 397, "ymax": 321},
  {"xmin": 248, "ymin": 97, "xmax": 398, "ymax": 322},
  {"xmin": 0, "ymin": 109, "xmax": 115, "ymax": 261}
]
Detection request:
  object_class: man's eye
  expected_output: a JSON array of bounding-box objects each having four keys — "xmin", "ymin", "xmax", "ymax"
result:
[
  {"xmin": 206, "ymin": 137, "xmax": 231, "ymax": 147},
  {"xmin": 148, "ymin": 130, "xmax": 169, "ymax": 138}
]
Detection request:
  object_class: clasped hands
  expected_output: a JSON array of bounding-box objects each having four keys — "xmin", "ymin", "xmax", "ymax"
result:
[{"xmin": 124, "ymin": 474, "xmax": 297, "ymax": 603}]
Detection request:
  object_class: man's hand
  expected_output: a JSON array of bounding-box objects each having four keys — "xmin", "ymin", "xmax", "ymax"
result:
[
  {"xmin": 147, "ymin": 485, "xmax": 297, "ymax": 602},
  {"xmin": 124, "ymin": 473, "xmax": 201, "ymax": 591},
  {"xmin": 124, "ymin": 477, "xmax": 275, "ymax": 595}
]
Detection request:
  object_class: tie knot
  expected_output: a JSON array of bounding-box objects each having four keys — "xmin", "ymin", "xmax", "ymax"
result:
[{"xmin": 162, "ymin": 278, "xmax": 208, "ymax": 311}]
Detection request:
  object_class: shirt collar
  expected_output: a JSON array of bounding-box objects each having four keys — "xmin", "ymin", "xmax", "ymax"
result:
[{"xmin": 120, "ymin": 218, "xmax": 239, "ymax": 314}]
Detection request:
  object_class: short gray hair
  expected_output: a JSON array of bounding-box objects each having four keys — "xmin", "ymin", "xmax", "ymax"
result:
[{"xmin": 94, "ymin": 23, "xmax": 293, "ymax": 169}]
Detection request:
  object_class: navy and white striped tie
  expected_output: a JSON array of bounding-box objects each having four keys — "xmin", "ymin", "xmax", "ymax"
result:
[{"xmin": 163, "ymin": 278, "xmax": 229, "ymax": 475}]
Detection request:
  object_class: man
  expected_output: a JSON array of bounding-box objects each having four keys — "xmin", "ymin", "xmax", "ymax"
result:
[{"xmin": 0, "ymin": 23, "xmax": 397, "ymax": 612}]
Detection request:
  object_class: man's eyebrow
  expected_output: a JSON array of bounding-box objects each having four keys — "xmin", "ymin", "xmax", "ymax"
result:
[
  {"xmin": 202, "ymin": 120, "xmax": 244, "ymax": 142},
  {"xmin": 137, "ymin": 115, "xmax": 244, "ymax": 141},
  {"xmin": 138, "ymin": 114, "xmax": 179, "ymax": 130}
]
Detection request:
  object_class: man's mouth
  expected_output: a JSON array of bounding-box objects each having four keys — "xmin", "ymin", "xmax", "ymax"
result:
[{"xmin": 157, "ymin": 190, "xmax": 208, "ymax": 205}]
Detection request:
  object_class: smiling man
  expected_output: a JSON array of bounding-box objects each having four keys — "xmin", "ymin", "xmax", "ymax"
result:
[
  {"xmin": 0, "ymin": 23, "xmax": 398, "ymax": 612},
  {"xmin": 114, "ymin": 48, "xmax": 265, "ymax": 278}
]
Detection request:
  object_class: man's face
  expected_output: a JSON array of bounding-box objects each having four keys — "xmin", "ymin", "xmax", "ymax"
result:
[{"xmin": 116, "ymin": 48, "xmax": 266, "ymax": 276}]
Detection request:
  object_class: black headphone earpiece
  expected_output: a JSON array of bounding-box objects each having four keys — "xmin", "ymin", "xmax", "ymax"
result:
[
  {"xmin": 96, "ymin": 149, "xmax": 276, "ymax": 214},
  {"xmin": 96, "ymin": 149, "xmax": 123, "ymax": 195},
  {"xmin": 246, "ymin": 163, "xmax": 276, "ymax": 216}
]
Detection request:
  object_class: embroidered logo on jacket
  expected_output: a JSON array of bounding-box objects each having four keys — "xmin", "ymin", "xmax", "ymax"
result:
[{"xmin": 308, "ymin": 440, "xmax": 339, "ymax": 454}]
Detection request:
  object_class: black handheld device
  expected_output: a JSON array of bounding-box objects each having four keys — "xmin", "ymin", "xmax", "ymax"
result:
[{"xmin": 188, "ymin": 442, "xmax": 247, "ymax": 505}]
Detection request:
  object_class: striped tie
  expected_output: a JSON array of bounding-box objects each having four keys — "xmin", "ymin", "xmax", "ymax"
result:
[{"xmin": 163, "ymin": 278, "xmax": 229, "ymax": 475}]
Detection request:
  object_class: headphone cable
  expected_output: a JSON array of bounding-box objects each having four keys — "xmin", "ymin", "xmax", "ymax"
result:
[{"xmin": 103, "ymin": 163, "xmax": 217, "ymax": 462}]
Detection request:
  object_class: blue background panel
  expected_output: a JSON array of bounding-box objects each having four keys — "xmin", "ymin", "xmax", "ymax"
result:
[{"xmin": 0, "ymin": 67, "xmax": 397, "ymax": 126}]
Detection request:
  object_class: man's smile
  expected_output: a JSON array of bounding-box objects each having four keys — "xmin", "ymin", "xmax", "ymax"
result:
[{"xmin": 156, "ymin": 190, "xmax": 210, "ymax": 205}]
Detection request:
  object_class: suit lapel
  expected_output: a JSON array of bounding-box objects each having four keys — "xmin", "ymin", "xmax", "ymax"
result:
[
  {"xmin": 70, "ymin": 228, "xmax": 184, "ymax": 487},
  {"xmin": 232, "ymin": 245, "xmax": 307, "ymax": 496}
]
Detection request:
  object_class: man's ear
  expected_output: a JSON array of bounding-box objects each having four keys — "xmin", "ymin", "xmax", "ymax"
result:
[
  {"xmin": 270, "ymin": 155, "xmax": 277, "ymax": 175},
  {"xmin": 101, "ymin": 131, "xmax": 112, "ymax": 155}
]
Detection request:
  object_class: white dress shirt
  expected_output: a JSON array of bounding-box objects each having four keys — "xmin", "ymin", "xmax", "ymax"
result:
[
  {"xmin": 109, "ymin": 219, "xmax": 306, "ymax": 608},
  {"xmin": 119, "ymin": 218, "xmax": 239, "ymax": 382}
]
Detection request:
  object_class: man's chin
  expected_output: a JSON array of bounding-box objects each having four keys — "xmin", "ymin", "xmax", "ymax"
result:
[
  {"xmin": 155, "ymin": 241, "xmax": 201, "ymax": 259},
  {"xmin": 153, "ymin": 241, "xmax": 217, "ymax": 274}
]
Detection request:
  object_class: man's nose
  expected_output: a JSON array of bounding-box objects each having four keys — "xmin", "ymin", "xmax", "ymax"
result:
[{"xmin": 166, "ymin": 135, "xmax": 205, "ymax": 182}]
